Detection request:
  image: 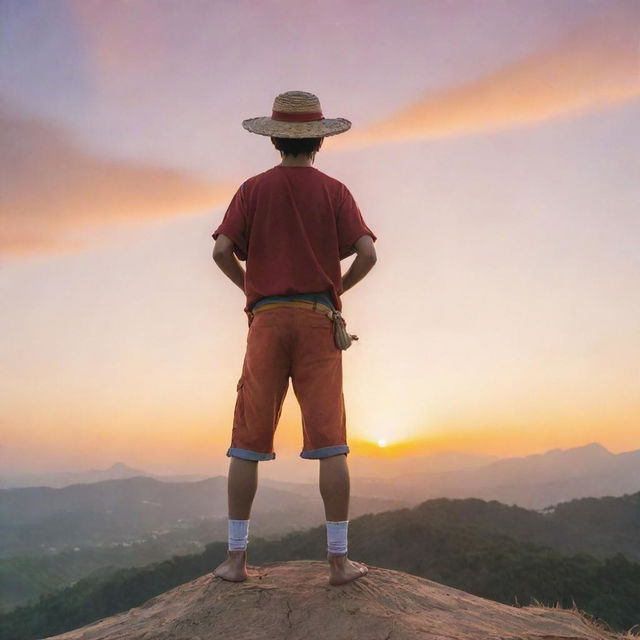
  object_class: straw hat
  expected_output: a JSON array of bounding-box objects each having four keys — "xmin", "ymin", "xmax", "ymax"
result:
[{"xmin": 242, "ymin": 91, "xmax": 351, "ymax": 138}]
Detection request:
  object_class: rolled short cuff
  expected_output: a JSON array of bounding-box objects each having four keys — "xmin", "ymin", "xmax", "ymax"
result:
[
  {"xmin": 300, "ymin": 445, "xmax": 350, "ymax": 459},
  {"xmin": 227, "ymin": 447, "xmax": 276, "ymax": 461}
]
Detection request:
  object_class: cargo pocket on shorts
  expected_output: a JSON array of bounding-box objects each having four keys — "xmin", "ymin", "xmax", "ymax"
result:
[{"xmin": 232, "ymin": 375, "xmax": 246, "ymax": 440}]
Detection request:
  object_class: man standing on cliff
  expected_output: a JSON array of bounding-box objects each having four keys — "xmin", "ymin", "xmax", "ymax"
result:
[{"xmin": 211, "ymin": 91, "xmax": 377, "ymax": 585}]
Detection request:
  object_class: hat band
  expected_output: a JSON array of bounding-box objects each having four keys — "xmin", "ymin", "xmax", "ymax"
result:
[{"xmin": 271, "ymin": 110, "xmax": 324, "ymax": 122}]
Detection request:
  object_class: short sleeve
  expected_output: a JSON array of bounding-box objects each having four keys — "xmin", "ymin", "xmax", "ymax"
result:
[
  {"xmin": 336, "ymin": 186, "xmax": 377, "ymax": 260},
  {"xmin": 212, "ymin": 182, "xmax": 249, "ymax": 261}
]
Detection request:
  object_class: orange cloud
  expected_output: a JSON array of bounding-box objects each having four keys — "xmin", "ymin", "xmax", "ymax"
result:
[
  {"xmin": 0, "ymin": 110, "xmax": 234, "ymax": 257},
  {"xmin": 335, "ymin": 6, "xmax": 640, "ymax": 148}
]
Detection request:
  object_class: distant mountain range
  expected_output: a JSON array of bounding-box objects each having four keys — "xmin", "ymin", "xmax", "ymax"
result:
[
  {"xmin": 0, "ymin": 462, "xmax": 209, "ymax": 490},
  {"xmin": 1, "ymin": 441, "xmax": 638, "ymax": 621},
  {"xmin": 3, "ymin": 443, "xmax": 638, "ymax": 513},
  {"xmin": 0, "ymin": 451, "xmax": 497, "ymax": 489},
  {"xmin": 4, "ymin": 443, "xmax": 638, "ymax": 513},
  {"xmin": 2, "ymin": 442, "xmax": 638, "ymax": 556},
  {"xmin": 2, "ymin": 469, "xmax": 639, "ymax": 616},
  {"xmin": 352, "ymin": 442, "xmax": 640, "ymax": 509},
  {"xmin": 3, "ymin": 492, "xmax": 639, "ymax": 639},
  {"xmin": 0, "ymin": 475, "xmax": 406, "ymax": 557},
  {"xmin": 261, "ymin": 442, "xmax": 640, "ymax": 511},
  {"xmin": 0, "ymin": 474, "xmax": 406, "ymax": 612}
]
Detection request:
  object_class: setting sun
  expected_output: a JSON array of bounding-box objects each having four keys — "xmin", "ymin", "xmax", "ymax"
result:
[{"xmin": 377, "ymin": 439, "xmax": 388, "ymax": 448}]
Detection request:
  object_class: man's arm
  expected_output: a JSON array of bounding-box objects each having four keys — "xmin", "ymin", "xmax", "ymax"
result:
[
  {"xmin": 342, "ymin": 235, "xmax": 377, "ymax": 293},
  {"xmin": 213, "ymin": 234, "xmax": 245, "ymax": 292}
]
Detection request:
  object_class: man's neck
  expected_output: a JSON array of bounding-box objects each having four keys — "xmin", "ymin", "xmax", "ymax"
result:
[{"xmin": 278, "ymin": 153, "xmax": 315, "ymax": 167}]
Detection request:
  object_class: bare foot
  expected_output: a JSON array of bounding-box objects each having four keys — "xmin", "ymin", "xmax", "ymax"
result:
[
  {"xmin": 327, "ymin": 552, "xmax": 368, "ymax": 585},
  {"xmin": 213, "ymin": 549, "xmax": 249, "ymax": 582}
]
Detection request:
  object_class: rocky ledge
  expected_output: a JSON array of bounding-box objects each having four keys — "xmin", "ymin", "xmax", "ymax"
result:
[{"xmin": 45, "ymin": 560, "xmax": 621, "ymax": 640}]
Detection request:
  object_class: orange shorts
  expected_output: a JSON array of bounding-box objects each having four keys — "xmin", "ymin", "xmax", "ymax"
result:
[{"xmin": 226, "ymin": 305, "xmax": 349, "ymax": 461}]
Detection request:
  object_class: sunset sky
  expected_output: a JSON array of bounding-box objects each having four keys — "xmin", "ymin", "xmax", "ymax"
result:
[{"xmin": 1, "ymin": 0, "xmax": 639, "ymax": 478}]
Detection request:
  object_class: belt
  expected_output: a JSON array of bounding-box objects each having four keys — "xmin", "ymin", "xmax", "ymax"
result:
[
  {"xmin": 245, "ymin": 298, "xmax": 358, "ymax": 350},
  {"xmin": 250, "ymin": 298, "xmax": 334, "ymax": 318}
]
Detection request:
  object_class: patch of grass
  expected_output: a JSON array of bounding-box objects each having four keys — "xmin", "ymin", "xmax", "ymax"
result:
[{"xmin": 528, "ymin": 596, "xmax": 637, "ymax": 639}]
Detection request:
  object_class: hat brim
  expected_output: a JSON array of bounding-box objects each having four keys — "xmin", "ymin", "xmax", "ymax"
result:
[{"xmin": 242, "ymin": 117, "xmax": 351, "ymax": 138}]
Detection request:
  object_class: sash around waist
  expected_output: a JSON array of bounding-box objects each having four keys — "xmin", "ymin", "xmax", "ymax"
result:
[{"xmin": 251, "ymin": 292, "xmax": 335, "ymax": 313}]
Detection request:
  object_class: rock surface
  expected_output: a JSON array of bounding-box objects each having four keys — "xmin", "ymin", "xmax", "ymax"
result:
[{"xmin": 45, "ymin": 560, "xmax": 621, "ymax": 640}]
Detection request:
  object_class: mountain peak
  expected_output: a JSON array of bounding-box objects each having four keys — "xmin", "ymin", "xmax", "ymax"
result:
[
  {"xmin": 544, "ymin": 442, "xmax": 611, "ymax": 459},
  {"xmin": 581, "ymin": 442, "xmax": 609, "ymax": 452},
  {"xmin": 106, "ymin": 462, "xmax": 141, "ymax": 472},
  {"xmin": 45, "ymin": 560, "xmax": 613, "ymax": 639}
]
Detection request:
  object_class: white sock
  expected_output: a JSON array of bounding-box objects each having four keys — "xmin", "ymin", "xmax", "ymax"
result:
[
  {"xmin": 228, "ymin": 519, "xmax": 249, "ymax": 551},
  {"xmin": 326, "ymin": 520, "xmax": 348, "ymax": 555}
]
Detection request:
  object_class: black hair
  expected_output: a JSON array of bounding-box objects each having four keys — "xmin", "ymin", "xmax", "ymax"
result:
[{"xmin": 271, "ymin": 136, "xmax": 323, "ymax": 158}]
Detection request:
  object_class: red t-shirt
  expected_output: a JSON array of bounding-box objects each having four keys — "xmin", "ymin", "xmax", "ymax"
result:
[{"xmin": 212, "ymin": 165, "xmax": 377, "ymax": 313}]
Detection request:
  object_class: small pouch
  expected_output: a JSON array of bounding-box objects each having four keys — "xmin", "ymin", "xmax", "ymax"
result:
[{"xmin": 327, "ymin": 310, "xmax": 359, "ymax": 350}]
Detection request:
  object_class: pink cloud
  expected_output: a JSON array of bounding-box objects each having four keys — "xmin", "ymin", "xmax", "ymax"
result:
[
  {"xmin": 0, "ymin": 110, "xmax": 234, "ymax": 257},
  {"xmin": 335, "ymin": 6, "xmax": 640, "ymax": 147}
]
